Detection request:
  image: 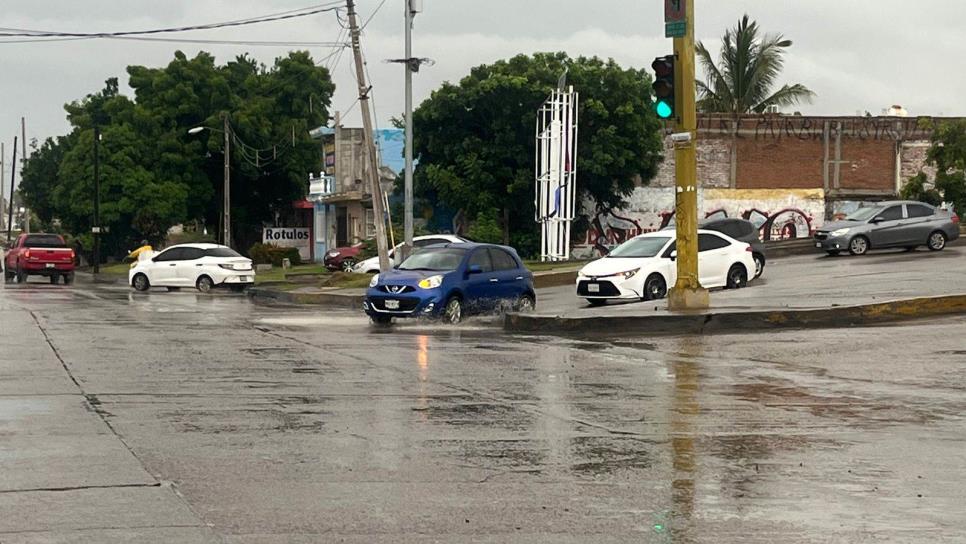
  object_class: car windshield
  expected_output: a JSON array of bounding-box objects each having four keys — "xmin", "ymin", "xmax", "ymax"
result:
[
  {"xmin": 398, "ymin": 248, "xmax": 466, "ymax": 271},
  {"xmin": 607, "ymin": 236, "xmax": 670, "ymax": 258},
  {"xmin": 205, "ymin": 248, "xmax": 242, "ymax": 258},
  {"xmin": 845, "ymin": 207, "xmax": 883, "ymax": 222}
]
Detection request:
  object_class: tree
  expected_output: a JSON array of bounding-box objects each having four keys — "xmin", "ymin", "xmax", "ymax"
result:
[
  {"xmin": 20, "ymin": 50, "xmax": 335, "ymax": 258},
  {"xmin": 696, "ymin": 14, "xmax": 815, "ymax": 114},
  {"xmin": 911, "ymin": 120, "xmax": 966, "ymax": 215},
  {"xmin": 899, "ymin": 172, "xmax": 942, "ymax": 206},
  {"xmin": 19, "ymin": 135, "xmax": 72, "ymax": 226},
  {"xmin": 412, "ymin": 52, "xmax": 664, "ymax": 256}
]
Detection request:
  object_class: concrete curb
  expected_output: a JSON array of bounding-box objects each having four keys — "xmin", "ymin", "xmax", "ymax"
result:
[
  {"xmin": 248, "ymin": 287, "xmax": 363, "ymax": 308},
  {"xmin": 505, "ymin": 293, "xmax": 966, "ymax": 337}
]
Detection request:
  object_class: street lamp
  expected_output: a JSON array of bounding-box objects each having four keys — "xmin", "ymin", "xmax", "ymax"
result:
[{"xmin": 188, "ymin": 113, "xmax": 231, "ymax": 248}]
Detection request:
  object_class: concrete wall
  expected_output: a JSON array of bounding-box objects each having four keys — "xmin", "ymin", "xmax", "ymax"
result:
[{"xmin": 574, "ymin": 187, "xmax": 825, "ymax": 258}]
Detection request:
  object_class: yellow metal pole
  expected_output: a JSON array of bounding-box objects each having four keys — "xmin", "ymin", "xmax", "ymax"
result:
[{"xmin": 667, "ymin": 0, "xmax": 709, "ymax": 310}]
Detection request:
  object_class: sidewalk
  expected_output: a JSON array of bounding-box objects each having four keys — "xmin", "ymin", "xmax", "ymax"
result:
[
  {"xmin": 0, "ymin": 300, "xmax": 218, "ymax": 541},
  {"xmin": 507, "ymin": 246, "xmax": 966, "ymax": 336}
]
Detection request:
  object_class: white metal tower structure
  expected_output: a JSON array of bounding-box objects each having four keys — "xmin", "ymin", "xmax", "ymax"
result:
[{"xmin": 535, "ymin": 85, "xmax": 579, "ymax": 261}]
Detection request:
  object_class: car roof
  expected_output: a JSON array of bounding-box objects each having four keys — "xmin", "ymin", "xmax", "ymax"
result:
[
  {"xmin": 632, "ymin": 229, "xmax": 736, "ymax": 240},
  {"xmin": 422, "ymin": 241, "xmax": 518, "ymax": 252},
  {"xmin": 164, "ymin": 243, "xmax": 225, "ymax": 249}
]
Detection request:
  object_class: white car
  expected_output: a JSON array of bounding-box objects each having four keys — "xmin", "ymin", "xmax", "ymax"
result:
[
  {"xmin": 352, "ymin": 234, "xmax": 469, "ymax": 273},
  {"xmin": 129, "ymin": 243, "xmax": 255, "ymax": 293},
  {"xmin": 576, "ymin": 230, "xmax": 756, "ymax": 306}
]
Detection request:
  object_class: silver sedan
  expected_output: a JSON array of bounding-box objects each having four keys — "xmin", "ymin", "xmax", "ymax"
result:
[{"xmin": 815, "ymin": 200, "xmax": 960, "ymax": 256}]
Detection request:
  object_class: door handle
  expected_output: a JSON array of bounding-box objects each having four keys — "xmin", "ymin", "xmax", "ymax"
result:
[
  {"xmin": 489, "ymin": 278, "xmax": 499, "ymax": 283},
  {"xmin": 169, "ymin": 264, "xmax": 177, "ymax": 267},
  {"xmin": 515, "ymin": 276, "xmax": 524, "ymax": 280}
]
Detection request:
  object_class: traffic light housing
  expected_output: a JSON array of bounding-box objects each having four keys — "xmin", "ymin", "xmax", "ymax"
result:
[{"xmin": 651, "ymin": 55, "xmax": 676, "ymax": 120}]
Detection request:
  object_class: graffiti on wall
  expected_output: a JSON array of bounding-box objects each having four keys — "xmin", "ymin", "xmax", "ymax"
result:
[{"xmin": 575, "ymin": 188, "xmax": 826, "ymax": 258}]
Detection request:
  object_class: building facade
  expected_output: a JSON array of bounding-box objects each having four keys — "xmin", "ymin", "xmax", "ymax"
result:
[{"xmin": 574, "ymin": 113, "xmax": 946, "ymax": 257}]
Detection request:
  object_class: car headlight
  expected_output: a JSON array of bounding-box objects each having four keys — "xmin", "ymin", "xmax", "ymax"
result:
[
  {"xmin": 369, "ymin": 274, "xmax": 379, "ymax": 288},
  {"xmin": 619, "ymin": 268, "xmax": 640, "ymax": 280},
  {"xmin": 326, "ymin": 250, "xmax": 340, "ymax": 258},
  {"xmin": 831, "ymin": 228, "xmax": 850, "ymax": 237},
  {"xmin": 418, "ymin": 275, "xmax": 443, "ymax": 289}
]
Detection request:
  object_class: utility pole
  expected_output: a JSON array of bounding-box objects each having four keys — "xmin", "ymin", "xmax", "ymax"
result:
[
  {"xmin": 402, "ymin": 0, "xmax": 416, "ymax": 261},
  {"xmin": 7, "ymin": 137, "xmax": 17, "ymax": 242},
  {"xmin": 223, "ymin": 113, "xmax": 231, "ymax": 248},
  {"xmin": 93, "ymin": 127, "xmax": 100, "ymax": 274},
  {"xmin": 346, "ymin": 0, "xmax": 390, "ymax": 271},
  {"xmin": 666, "ymin": 0, "xmax": 709, "ymax": 310},
  {"xmin": 21, "ymin": 117, "xmax": 29, "ymax": 233}
]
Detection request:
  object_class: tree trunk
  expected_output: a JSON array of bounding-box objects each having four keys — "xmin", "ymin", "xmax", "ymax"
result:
[{"xmin": 502, "ymin": 207, "xmax": 510, "ymax": 245}]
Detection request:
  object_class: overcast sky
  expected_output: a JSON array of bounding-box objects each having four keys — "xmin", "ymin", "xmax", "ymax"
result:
[{"xmin": 1, "ymin": 0, "xmax": 963, "ymax": 179}]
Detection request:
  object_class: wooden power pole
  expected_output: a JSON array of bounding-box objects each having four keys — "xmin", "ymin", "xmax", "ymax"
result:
[{"xmin": 345, "ymin": 0, "xmax": 390, "ymax": 271}]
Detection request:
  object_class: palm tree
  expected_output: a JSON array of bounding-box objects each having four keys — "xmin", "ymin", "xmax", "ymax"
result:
[{"xmin": 696, "ymin": 15, "xmax": 815, "ymax": 114}]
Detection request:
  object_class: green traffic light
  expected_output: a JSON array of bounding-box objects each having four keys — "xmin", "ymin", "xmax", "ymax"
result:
[{"xmin": 656, "ymin": 100, "xmax": 673, "ymax": 119}]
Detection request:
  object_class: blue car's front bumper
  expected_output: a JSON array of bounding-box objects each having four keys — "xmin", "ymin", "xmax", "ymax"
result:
[{"xmin": 363, "ymin": 288, "xmax": 444, "ymax": 319}]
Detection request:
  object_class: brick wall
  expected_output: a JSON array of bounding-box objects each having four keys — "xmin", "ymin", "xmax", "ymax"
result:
[
  {"xmin": 900, "ymin": 142, "xmax": 937, "ymax": 183},
  {"xmin": 652, "ymin": 137, "xmax": 731, "ymax": 188},
  {"xmin": 735, "ymin": 138, "xmax": 824, "ymax": 189},
  {"xmin": 838, "ymin": 139, "xmax": 896, "ymax": 191}
]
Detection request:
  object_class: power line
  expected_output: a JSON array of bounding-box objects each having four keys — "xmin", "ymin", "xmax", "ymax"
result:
[
  {"xmin": 362, "ymin": 0, "xmax": 389, "ymax": 31},
  {"xmin": 0, "ymin": 2, "xmax": 343, "ymax": 39}
]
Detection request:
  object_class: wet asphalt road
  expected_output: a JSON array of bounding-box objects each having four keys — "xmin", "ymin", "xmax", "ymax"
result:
[{"xmin": 2, "ymin": 278, "xmax": 966, "ymax": 542}]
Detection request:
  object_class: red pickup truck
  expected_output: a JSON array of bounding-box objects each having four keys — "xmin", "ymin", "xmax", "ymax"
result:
[{"xmin": 3, "ymin": 233, "xmax": 76, "ymax": 284}]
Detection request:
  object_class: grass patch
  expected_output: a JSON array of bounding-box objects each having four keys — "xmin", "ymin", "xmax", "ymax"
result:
[
  {"xmin": 254, "ymin": 263, "xmax": 329, "ymax": 284},
  {"xmin": 91, "ymin": 263, "xmax": 130, "ymax": 276},
  {"xmin": 525, "ymin": 260, "xmax": 588, "ymax": 272},
  {"xmin": 321, "ymin": 272, "xmax": 373, "ymax": 289}
]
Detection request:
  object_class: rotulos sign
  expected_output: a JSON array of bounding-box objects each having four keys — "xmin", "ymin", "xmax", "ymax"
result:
[{"xmin": 262, "ymin": 227, "xmax": 311, "ymax": 260}]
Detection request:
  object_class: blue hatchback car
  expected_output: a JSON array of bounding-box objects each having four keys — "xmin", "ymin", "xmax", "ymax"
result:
[{"xmin": 363, "ymin": 243, "xmax": 536, "ymax": 324}]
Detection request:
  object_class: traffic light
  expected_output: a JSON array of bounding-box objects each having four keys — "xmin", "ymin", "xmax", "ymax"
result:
[{"xmin": 651, "ymin": 55, "xmax": 676, "ymax": 119}]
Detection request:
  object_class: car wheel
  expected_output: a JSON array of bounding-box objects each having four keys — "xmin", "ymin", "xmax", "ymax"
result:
[
  {"xmin": 132, "ymin": 273, "xmax": 150, "ymax": 292},
  {"xmin": 642, "ymin": 273, "xmax": 667, "ymax": 301},
  {"xmin": 63, "ymin": 272, "xmax": 74, "ymax": 285},
  {"xmin": 826, "ymin": 250, "xmax": 840, "ymax": 257},
  {"xmin": 517, "ymin": 294, "xmax": 536, "ymax": 313},
  {"xmin": 371, "ymin": 315, "xmax": 392, "ymax": 325},
  {"xmin": 167, "ymin": 286, "xmax": 181, "ymax": 292},
  {"xmin": 50, "ymin": 274, "xmax": 60, "ymax": 285},
  {"xmin": 341, "ymin": 259, "xmax": 356, "ymax": 273},
  {"xmin": 726, "ymin": 264, "xmax": 748, "ymax": 289},
  {"xmin": 848, "ymin": 235, "xmax": 869, "ymax": 256},
  {"xmin": 443, "ymin": 296, "xmax": 463, "ymax": 324},
  {"xmin": 586, "ymin": 298, "xmax": 607, "ymax": 307},
  {"xmin": 196, "ymin": 275, "xmax": 214, "ymax": 293},
  {"xmin": 752, "ymin": 253, "xmax": 765, "ymax": 278},
  {"xmin": 927, "ymin": 231, "xmax": 947, "ymax": 251}
]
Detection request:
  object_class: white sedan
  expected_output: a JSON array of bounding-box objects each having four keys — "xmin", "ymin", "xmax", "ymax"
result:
[
  {"xmin": 576, "ymin": 230, "xmax": 757, "ymax": 305},
  {"xmin": 129, "ymin": 243, "xmax": 255, "ymax": 293},
  {"xmin": 352, "ymin": 234, "xmax": 468, "ymax": 273}
]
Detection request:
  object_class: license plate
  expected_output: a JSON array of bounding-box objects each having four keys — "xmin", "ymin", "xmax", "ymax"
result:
[
  {"xmin": 815, "ymin": 242, "xmax": 822, "ymax": 248},
  {"xmin": 45, "ymin": 263, "xmax": 55, "ymax": 269},
  {"xmin": 238, "ymin": 276, "xmax": 250, "ymax": 282},
  {"xmin": 385, "ymin": 299, "xmax": 400, "ymax": 310},
  {"xmin": 587, "ymin": 283, "xmax": 600, "ymax": 293}
]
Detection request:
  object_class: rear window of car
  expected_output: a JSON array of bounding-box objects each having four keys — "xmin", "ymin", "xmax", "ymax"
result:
[
  {"xmin": 205, "ymin": 248, "xmax": 243, "ymax": 258},
  {"xmin": 23, "ymin": 235, "xmax": 66, "ymax": 248},
  {"xmin": 906, "ymin": 204, "xmax": 934, "ymax": 218}
]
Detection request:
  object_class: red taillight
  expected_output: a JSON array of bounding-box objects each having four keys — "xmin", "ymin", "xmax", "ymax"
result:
[
  {"xmin": 953, "ymin": 214, "xmax": 960, "ymax": 224},
  {"xmin": 24, "ymin": 249, "xmax": 31, "ymax": 259},
  {"xmin": 69, "ymin": 249, "xmax": 76, "ymax": 261}
]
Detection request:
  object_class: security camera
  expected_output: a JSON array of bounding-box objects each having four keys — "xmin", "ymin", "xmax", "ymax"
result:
[{"xmin": 670, "ymin": 132, "xmax": 692, "ymax": 144}]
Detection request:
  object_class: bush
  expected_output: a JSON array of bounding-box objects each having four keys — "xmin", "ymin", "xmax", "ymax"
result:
[
  {"xmin": 247, "ymin": 243, "xmax": 302, "ymax": 267},
  {"xmin": 467, "ymin": 208, "xmax": 504, "ymax": 244}
]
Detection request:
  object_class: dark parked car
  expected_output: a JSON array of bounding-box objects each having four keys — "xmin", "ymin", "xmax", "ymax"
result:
[
  {"xmin": 323, "ymin": 243, "xmax": 364, "ymax": 272},
  {"xmin": 363, "ymin": 243, "xmax": 536, "ymax": 325},
  {"xmin": 815, "ymin": 201, "xmax": 960, "ymax": 256},
  {"xmin": 664, "ymin": 217, "xmax": 766, "ymax": 278}
]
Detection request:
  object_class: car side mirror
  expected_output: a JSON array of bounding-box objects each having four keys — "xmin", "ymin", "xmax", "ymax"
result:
[
  {"xmin": 668, "ymin": 250, "xmax": 677, "ymax": 261},
  {"xmin": 467, "ymin": 264, "xmax": 484, "ymax": 275},
  {"xmin": 871, "ymin": 216, "xmax": 885, "ymax": 223}
]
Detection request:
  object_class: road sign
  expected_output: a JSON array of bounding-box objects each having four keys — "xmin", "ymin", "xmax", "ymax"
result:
[{"xmin": 665, "ymin": 0, "xmax": 686, "ymax": 37}]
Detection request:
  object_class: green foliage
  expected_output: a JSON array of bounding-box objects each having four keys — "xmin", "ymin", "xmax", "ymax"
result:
[
  {"xmin": 467, "ymin": 208, "xmax": 503, "ymax": 244},
  {"xmin": 697, "ymin": 14, "xmax": 815, "ymax": 113},
  {"xmin": 909, "ymin": 120, "xmax": 966, "ymax": 215},
  {"xmin": 248, "ymin": 243, "xmax": 301, "ymax": 267},
  {"xmin": 412, "ymin": 52, "xmax": 664, "ymax": 256},
  {"xmin": 19, "ymin": 50, "xmax": 334, "ymax": 258},
  {"xmin": 900, "ymin": 172, "xmax": 943, "ymax": 206}
]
